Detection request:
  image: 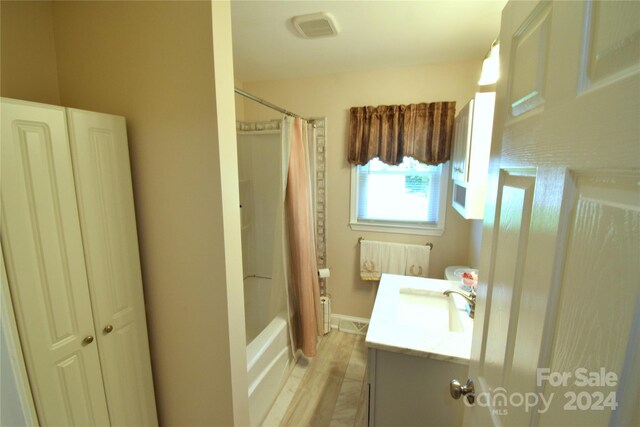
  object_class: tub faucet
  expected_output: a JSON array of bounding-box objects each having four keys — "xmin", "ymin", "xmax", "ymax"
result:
[{"xmin": 443, "ymin": 289, "xmax": 476, "ymax": 319}]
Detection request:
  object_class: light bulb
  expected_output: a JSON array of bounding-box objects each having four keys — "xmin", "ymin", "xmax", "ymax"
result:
[{"xmin": 478, "ymin": 43, "xmax": 500, "ymax": 85}]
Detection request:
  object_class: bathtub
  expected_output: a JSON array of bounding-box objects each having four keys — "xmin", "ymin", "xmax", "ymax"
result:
[{"xmin": 247, "ymin": 312, "xmax": 292, "ymax": 426}]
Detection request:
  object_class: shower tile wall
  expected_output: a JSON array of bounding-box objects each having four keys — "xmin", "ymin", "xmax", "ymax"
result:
[{"xmin": 311, "ymin": 118, "xmax": 328, "ymax": 295}]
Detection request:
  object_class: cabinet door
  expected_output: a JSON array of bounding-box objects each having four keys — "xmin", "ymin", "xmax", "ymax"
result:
[
  {"xmin": 67, "ymin": 109, "xmax": 159, "ymax": 426},
  {"xmin": 0, "ymin": 99, "xmax": 111, "ymax": 426},
  {"xmin": 451, "ymin": 99, "xmax": 474, "ymax": 182}
]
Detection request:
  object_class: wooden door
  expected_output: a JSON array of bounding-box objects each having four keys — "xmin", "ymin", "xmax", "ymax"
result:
[
  {"xmin": 67, "ymin": 108, "xmax": 159, "ymax": 426},
  {"xmin": 464, "ymin": 1, "xmax": 640, "ymax": 425},
  {"xmin": 1, "ymin": 99, "xmax": 111, "ymax": 425}
]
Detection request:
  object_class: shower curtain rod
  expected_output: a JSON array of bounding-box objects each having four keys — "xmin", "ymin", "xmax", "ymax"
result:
[{"xmin": 234, "ymin": 87, "xmax": 314, "ymax": 123}]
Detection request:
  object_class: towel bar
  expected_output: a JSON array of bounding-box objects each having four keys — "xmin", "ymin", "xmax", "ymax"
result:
[{"xmin": 358, "ymin": 237, "xmax": 433, "ymax": 250}]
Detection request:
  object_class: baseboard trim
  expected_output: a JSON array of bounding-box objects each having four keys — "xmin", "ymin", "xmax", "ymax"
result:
[{"xmin": 330, "ymin": 314, "xmax": 370, "ymax": 335}]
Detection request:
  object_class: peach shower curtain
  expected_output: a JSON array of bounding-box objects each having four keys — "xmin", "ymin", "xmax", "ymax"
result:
[{"xmin": 285, "ymin": 117, "xmax": 323, "ymax": 357}]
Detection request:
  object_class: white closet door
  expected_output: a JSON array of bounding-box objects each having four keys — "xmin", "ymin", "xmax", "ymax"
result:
[
  {"xmin": 0, "ymin": 99, "xmax": 111, "ymax": 426},
  {"xmin": 67, "ymin": 108, "xmax": 159, "ymax": 426}
]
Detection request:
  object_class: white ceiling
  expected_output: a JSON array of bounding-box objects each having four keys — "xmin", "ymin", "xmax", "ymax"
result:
[{"xmin": 231, "ymin": 0, "xmax": 507, "ymax": 83}]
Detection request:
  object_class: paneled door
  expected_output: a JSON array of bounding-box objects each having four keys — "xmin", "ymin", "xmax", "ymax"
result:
[
  {"xmin": 464, "ymin": 1, "xmax": 639, "ymax": 426},
  {"xmin": 1, "ymin": 99, "xmax": 111, "ymax": 425},
  {"xmin": 67, "ymin": 108, "xmax": 159, "ymax": 426}
]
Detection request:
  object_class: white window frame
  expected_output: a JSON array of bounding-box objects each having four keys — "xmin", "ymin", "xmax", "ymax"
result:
[{"xmin": 349, "ymin": 160, "xmax": 449, "ymax": 236}]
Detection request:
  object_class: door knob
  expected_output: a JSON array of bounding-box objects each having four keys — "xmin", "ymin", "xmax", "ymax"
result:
[
  {"xmin": 450, "ymin": 378, "xmax": 475, "ymax": 404},
  {"xmin": 82, "ymin": 335, "xmax": 94, "ymax": 345},
  {"xmin": 103, "ymin": 325, "xmax": 114, "ymax": 334}
]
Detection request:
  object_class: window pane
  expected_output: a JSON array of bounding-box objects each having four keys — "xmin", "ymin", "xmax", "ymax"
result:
[{"xmin": 357, "ymin": 157, "xmax": 442, "ymax": 224}]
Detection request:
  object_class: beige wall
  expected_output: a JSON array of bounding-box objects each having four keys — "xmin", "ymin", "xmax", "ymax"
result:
[
  {"xmin": 1, "ymin": 1, "xmax": 247, "ymax": 425},
  {"xmin": 242, "ymin": 61, "xmax": 481, "ymax": 318},
  {"xmin": 0, "ymin": 1, "xmax": 60, "ymax": 104},
  {"xmin": 209, "ymin": 2, "xmax": 249, "ymax": 422}
]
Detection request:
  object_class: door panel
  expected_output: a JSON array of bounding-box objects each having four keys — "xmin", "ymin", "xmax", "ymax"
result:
[
  {"xmin": 57, "ymin": 352, "xmax": 102, "ymax": 423},
  {"xmin": 581, "ymin": 1, "xmax": 640, "ymax": 89},
  {"xmin": 483, "ymin": 172, "xmax": 535, "ymax": 386},
  {"xmin": 1, "ymin": 99, "xmax": 110, "ymax": 426},
  {"xmin": 67, "ymin": 108, "xmax": 159, "ymax": 426},
  {"xmin": 508, "ymin": 2, "xmax": 550, "ymax": 118},
  {"xmin": 538, "ymin": 172, "xmax": 640, "ymax": 426}
]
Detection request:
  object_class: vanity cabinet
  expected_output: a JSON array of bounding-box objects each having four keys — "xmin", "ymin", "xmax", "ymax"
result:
[
  {"xmin": 1, "ymin": 98, "xmax": 158, "ymax": 426},
  {"xmin": 451, "ymin": 99, "xmax": 474, "ymax": 183},
  {"xmin": 365, "ymin": 275, "xmax": 473, "ymax": 427},
  {"xmin": 368, "ymin": 348, "xmax": 468, "ymax": 427},
  {"xmin": 450, "ymin": 91, "xmax": 496, "ymax": 219}
]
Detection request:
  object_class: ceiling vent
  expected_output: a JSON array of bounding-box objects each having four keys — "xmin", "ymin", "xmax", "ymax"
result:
[{"xmin": 292, "ymin": 12, "xmax": 339, "ymax": 39}]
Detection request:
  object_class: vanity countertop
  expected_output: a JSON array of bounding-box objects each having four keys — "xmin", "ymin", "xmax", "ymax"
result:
[{"xmin": 365, "ymin": 274, "xmax": 473, "ymax": 365}]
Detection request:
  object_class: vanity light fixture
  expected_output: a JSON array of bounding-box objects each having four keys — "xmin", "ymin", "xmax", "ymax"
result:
[
  {"xmin": 292, "ymin": 12, "xmax": 339, "ymax": 38},
  {"xmin": 478, "ymin": 39, "xmax": 500, "ymax": 85}
]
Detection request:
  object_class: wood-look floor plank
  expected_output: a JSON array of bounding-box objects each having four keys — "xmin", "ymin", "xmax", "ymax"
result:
[
  {"xmin": 344, "ymin": 335, "xmax": 367, "ymax": 381},
  {"xmin": 280, "ymin": 331, "xmax": 358, "ymax": 427},
  {"xmin": 308, "ymin": 371, "xmax": 349, "ymax": 426},
  {"xmin": 353, "ymin": 367, "xmax": 368, "ymax": 427},
  {"xmin": 329, "ymin": 378, "xmax": 362, "ymax": 427}
]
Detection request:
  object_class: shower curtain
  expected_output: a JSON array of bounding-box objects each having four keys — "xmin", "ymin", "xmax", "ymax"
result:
[{"xmin": 284, "ymin": 117, "xmax": 323, "ymax": 357}]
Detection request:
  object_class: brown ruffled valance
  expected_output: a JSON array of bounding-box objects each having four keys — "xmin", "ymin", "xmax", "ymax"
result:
[{"xmin": 347, "ymin": 102, "xmax": 456, "ymax": 166}]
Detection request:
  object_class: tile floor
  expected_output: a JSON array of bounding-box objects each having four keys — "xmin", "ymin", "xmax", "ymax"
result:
[{"xmin": 262, "ymin": 331, "xmax": 368, "ymax": 427}]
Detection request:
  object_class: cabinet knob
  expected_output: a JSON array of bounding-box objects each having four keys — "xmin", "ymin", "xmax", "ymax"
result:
[
  {"xmin": 82, "ymin": 335, "xmax": 94, "ymax": 345},
  {"xmin": 103, "ymin": 325, "xmax": 114, "ymax": 334},
  {"xmin": 450, "ymin": 378, "xmax": 475, "ymax": 404}
]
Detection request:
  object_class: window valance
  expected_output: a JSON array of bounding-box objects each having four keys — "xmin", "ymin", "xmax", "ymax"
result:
[{"xmin": 347, "ymin": 102, "xmax": 456, "ymax": 166}]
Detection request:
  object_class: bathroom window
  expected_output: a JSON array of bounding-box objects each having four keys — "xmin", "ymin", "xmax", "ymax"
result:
[{"xmin": 349, "ymin": 157, "xmax": 448, "ymax": 235}]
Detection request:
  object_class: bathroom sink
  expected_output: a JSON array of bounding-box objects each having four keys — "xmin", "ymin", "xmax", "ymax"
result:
[
  {"xmin": 366, "ymin": 274, "xmax": 473, "ymax": 363},
  {"xmin": 397, "ymin": 288, "xmax": 465, "ymax": 333}
]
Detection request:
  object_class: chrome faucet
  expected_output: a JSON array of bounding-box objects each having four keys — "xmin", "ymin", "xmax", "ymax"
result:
[{"xmin": 443, "ymin": 289, "xmax": 476, "ymax": 319}]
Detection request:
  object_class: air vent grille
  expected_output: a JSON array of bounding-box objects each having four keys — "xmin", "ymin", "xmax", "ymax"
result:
[{"xmin": 292, "ymin": 12, "xmax": 339, "ymax": 39}]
